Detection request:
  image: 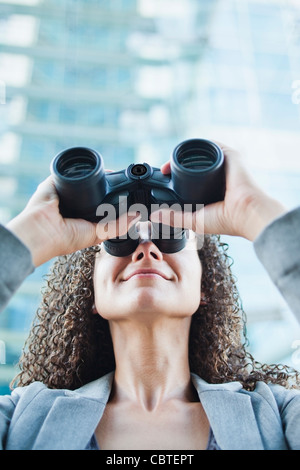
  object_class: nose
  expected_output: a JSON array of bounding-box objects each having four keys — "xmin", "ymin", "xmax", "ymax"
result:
[
  {"xmin": 131, "ymin": 240, "xmax": 163, "ymax": 262},
  {"xmin": 131, "ymin": 221, "xmax": 163, "ymax": 262}
]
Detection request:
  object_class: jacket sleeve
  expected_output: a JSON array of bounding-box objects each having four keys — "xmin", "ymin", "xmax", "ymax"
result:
[
  {"xmin": 0, "ymin": 224, "xmax": 35, "ymax": 312},
  {"xmin": 0, "ymin": 392, "xmax": 17, "ymax": 450},
  {"xmin": 270, "ymin": 384, "xmax": 300, "ymax": 450},
  {"xmin": 0, "ymin": 383, "xmax": 46, "ymax": 450},
  {"xmin": 253, "ymin": 207, "xmax": 300, "ymax": 322}
]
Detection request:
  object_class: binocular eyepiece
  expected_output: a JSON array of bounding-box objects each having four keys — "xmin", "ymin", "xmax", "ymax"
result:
[{"xmin": 50, "ymin": 138, "xmax": 225, "ymax": 256}]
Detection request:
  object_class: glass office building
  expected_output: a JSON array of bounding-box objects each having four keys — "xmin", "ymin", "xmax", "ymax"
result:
[
  {"xmin": 0, "ymin": 0, "xmax": 300, "ymax": 393},
  {"xmin": 0, "ymin": 0, "xmax": 216, "ymax": 392}
]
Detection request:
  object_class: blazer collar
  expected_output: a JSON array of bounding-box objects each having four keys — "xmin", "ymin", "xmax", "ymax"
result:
[
  {"xmin": 75, "ymin": 370, "xmax": 114, "ymax": 400},
  {"xmin": 191, "ymin": 374, "xmax": 264, "ymax": 450},
  {"xmin": 32, "ymin": 372, "xmax": 114, "ymax": 450},
  {"xmin": 33, "ymin": 372, "xmax": 264, "ymax": 450}
]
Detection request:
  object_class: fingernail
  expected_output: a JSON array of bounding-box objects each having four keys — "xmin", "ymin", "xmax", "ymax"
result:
[{"xmin": 128, "ymin": 210, "xmax": 141, "ymax": 219}]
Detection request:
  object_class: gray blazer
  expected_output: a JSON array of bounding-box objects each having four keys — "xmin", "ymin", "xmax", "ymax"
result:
[{"xmin": 0, "ymin": 208, "xmax": 300, "ymax": 450}]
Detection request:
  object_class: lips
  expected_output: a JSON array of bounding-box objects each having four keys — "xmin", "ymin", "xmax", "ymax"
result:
[{"xmin": 123, "ymin": 268, "xmax": 171, "ymax": 281}]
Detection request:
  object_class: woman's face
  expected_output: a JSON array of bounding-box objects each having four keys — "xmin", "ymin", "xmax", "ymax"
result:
[{"xmin": 93, "ymin": 225, "xmax": 202, "ymax": 323}]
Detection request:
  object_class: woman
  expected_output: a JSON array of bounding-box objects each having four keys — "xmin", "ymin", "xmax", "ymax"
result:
[{"xmin": 1, "ymin": 142, "xmax": 300, "ymax": 450}]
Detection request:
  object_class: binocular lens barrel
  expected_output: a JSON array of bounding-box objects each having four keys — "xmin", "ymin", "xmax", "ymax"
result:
[
  {"xmin": 51, "ymin": 147, "xmax": 106, "ymax": 221},
  {"xmin": 171, "ymin": 139, "xmax": 225, "ymax": 206},
  {"xmin": 56, "ymin": 152, "xmax": 97, "ymax": 179},
  {"xmin": 50, "ymin": 138, "xmax": 225, "ymax": 256}
]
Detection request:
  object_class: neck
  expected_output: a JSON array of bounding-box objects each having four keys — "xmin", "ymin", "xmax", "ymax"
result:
[{"xmin": 109, "ymin": 316, "xmax": 196, "ymax": 411}]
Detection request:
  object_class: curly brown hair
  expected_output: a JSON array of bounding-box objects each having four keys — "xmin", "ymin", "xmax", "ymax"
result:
[{"xmin": 11, "ymin": 235, "xmax": 300, "ymax": 392}]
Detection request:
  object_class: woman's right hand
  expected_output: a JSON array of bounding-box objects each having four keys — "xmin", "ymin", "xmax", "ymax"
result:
[{"xmin": 6, "ymin": 175, "xmax": 141, "ymax": 267}]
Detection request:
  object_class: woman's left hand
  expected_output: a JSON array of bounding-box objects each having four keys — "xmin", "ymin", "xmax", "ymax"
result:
[{"xmin": 150, "ymin": 142, "xmax": 288, "ymax": 241}]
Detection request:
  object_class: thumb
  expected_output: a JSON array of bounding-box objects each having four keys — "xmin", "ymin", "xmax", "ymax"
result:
[
  {"xmin": 199, "ymin": 202, "xmax": 226, "ymax": 234},
  {"xmin": 150, "ymin": 203, "xmax": 226, "ymax": 235},
  {"xmin": 150, "ymin": 207, "xmax": 202, "ymax": 233}
]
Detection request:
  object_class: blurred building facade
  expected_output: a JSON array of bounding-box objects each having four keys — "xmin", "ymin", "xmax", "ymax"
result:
[
  {"xmin": 0, "ymin": 0, "xmax": 300, "ymax": 393},
  {"xmin": 0, "ymin": 0, "xmax": 216, "ymax": 392}
]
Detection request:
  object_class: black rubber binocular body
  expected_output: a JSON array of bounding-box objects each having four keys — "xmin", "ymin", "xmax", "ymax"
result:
[{"xmin": 50, "ymin": 138, "xmax": 225, "ymax": 256}]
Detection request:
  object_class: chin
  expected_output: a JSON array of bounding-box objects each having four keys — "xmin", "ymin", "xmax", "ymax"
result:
[
  {"xmin": 128, "ymin": 291, "xmax": 194, "ymax": 321},
  {"xmin": 130, "ymin": 287, "xmax": 164, "ymax": 311}
]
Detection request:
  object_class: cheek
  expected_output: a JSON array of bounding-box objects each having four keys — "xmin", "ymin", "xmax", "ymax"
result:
[
  {"xmin": 93, "ymin": 257, "xmax": 107, "ymax": 292},
  {"xmin": 189, "ymin": 249, "xmax": 202, "ymax": 288},
  {"xmin": 171, "ymin": 252, "xmax": 202, "ymax": 314},
  {"xmin": 184, "ymin": 265, "xmax": 202, "ymax": 311},
  {"xmin": 92, "ymin": 257, "xmax": 117, "ymax": 316}
]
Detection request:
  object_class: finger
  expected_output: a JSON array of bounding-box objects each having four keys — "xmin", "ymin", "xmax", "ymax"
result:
[
  {"xmin": 95, "ymin": 211, "xmax": 141, "ymax": 241},
  {"xmin": 117, "ymin": 211, "xmax": 142, "ymax": 237},
  {"xmin": 212, "ymin": 140, "xmax": 237, "ymax": 154},
  {"xmin": 27, "ymin": 175, "xmax": 59, "ymax": 206},
  {"xmin": 64, "ymin": 219, "xmax": 103, "ymax": 250},
  {"xmin": 150, "ymin": 204, "xmax": 229, "ymax": 236},
  {"xmin": 150, "ymin": 207, "xmax": 204, "ymax": 234},
  {"xmin": 160, "ymin": 161, "xmax": 171, "ymax": 175}
]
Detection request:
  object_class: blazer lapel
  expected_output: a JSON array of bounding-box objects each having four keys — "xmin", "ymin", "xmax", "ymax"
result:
[
  {"xmin": 191, "ymin": 374, "xmax": 264, "ymax": 450},
  {"xmin": 33, "ymin": 372, "xmax": 114, "ymax": 450},
  {"xmin": 32, "ymin": 371, "xmax": 265, "ymax": 450}
]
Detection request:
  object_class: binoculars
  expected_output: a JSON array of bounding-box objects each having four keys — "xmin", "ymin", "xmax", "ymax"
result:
[{"xmin": 50, "ymin": 138, "xmax": 225, "ymax": 256}]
